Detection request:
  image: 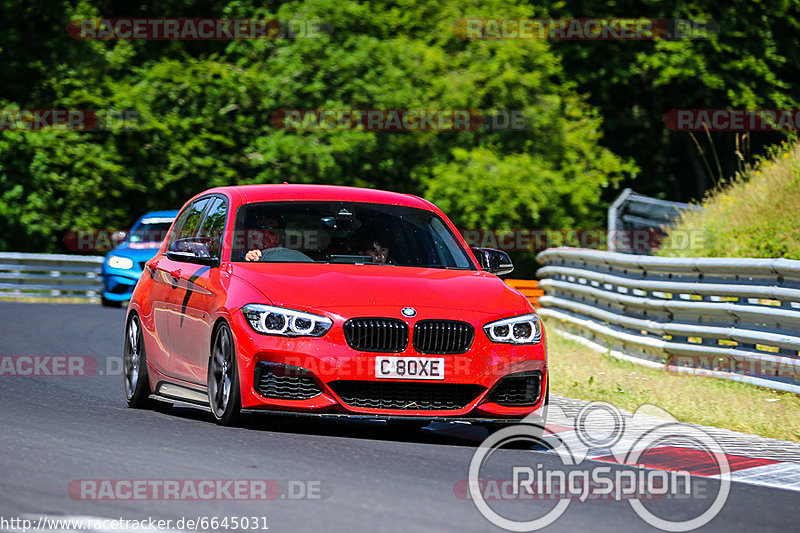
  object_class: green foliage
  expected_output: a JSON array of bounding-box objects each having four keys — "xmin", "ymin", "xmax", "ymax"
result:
[
  {"xmin": 1, "ymin": 0, "xmax": 635, "ymax": 271},
  {"xmin": 2, "ymin": 0, "xmax": 799, "ymax": 265},
  {"xmin": 658, "ymin": 139, "xmax": 800, "ymax": 259},
  {"xmin": 532, "ymin": 0, "xmax": 800, "ymax": 201}
]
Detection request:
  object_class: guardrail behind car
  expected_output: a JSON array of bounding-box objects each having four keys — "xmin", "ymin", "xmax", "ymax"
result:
[
  {"xmin": 0, "ymin": 252, "xmax": 103, "ymax": 300},
  {"xmin": 536, "ymin": 247, "xmax": 800, "ymax": 394},
  {"xmin": 0, "ymin": 252, "xmax": 543, "ymax": 306},
  {"xmin": 607, "ymin": 188, "xmax": 702, "ymax": 254},
  {"xmin": 505, "ymin": 279, "xmax": 543, "ymax": 308}
]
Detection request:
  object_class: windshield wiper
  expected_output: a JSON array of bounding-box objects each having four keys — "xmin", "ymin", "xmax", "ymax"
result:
[
  {"xmin": 411, "ymin": 265, "xmax": 472, "ymax": 270},
  {"xmin": 329, "ymin": 255, "xmax": 381, "ymax": 264}
]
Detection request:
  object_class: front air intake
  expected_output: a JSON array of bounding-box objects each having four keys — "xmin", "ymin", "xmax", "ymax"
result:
[
  {"xmin": 486, "ymin": 371, "xmax": 542, "ymax": 406},
  {"xmin": 329, "ymin": 380, "xmax": 485, "ymax": 410},
  {"xmin": 254, "ymin": 362, "xmax": 322, "ymax": 400}
]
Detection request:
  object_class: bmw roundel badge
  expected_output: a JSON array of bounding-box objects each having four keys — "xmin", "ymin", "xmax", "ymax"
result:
[{"xmin": 401, "ymin": 307, "xmax": 417, "ymax": 317}]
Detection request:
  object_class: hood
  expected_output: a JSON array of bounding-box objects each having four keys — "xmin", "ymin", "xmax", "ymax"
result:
[{"xmin": 231, "ymin": 263, "xmax": 531, "ymax": 318}]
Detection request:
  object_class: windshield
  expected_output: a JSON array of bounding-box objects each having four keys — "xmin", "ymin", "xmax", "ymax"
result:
[
  {"xmin": 231, "ymin": 201, "xmax": 474, "ymax": 269},
  {"xmin": 128, "ymin": 217, "xmax": 175, "ymax": 244}
]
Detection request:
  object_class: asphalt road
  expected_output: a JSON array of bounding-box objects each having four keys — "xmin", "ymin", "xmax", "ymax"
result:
[{"xmin": 0, "ymin": 302, "xmax": 798, "ymax": 532}]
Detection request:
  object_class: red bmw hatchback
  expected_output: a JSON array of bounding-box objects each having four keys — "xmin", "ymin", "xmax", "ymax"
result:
[{"xmin": 124, "ymin": 185, "xmax": 548, "ymax": 430}]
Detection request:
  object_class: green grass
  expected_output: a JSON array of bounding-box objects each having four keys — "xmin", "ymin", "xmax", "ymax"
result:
[
  {"xmin": 658, "ymin": 139, "xmax": 800, "ymax": 258},
  {"xmin": 546, "ymin": 320, "xmax": 800, "ymax": 442}
]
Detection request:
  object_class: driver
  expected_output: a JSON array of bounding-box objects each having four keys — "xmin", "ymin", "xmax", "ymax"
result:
[{"xmin": 244, "ymin": 214, "xmax": 285, "ymax": 261}]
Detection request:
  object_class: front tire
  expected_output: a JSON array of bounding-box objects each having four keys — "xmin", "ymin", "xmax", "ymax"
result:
[
  {"xmin": 123, "ymin": 313, "xmax": 151, "ymax": 407},
  {"xmin": 208, "ymin": 323, "xmax": 242, "ymax": 426}
]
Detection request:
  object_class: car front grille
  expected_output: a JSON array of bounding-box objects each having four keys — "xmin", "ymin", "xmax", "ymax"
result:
[
  {"xmin": 343, "ymin": 318, "xmax": 409, "ymax": 353},
  {"xmin": 413, "ymin": 320, "xmax": 474, "ymax": 354},
  {"xmin": 254, "ymin": 363, "xmax": 322, "ymax": 400},
  {"xmin": 486, "ymin": 372, "xmax": 542, "ymax": 406},
  {"xmin": 329, "ymin": 380, "xmax": 485, "ymax": 410}
]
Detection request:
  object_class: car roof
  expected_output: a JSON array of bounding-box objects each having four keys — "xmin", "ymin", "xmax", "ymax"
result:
[{"xmin": 196, "ymin": 184, "xmax": 436, "ymax": 211}]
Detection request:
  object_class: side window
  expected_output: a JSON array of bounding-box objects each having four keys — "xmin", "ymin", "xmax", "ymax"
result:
[
  {"xmin": 174, "ymin": 197, "xmax": 212, "ymax": 243},
  {"xmin": 198, "ymin": 197, "xmax": 228, "ymax": 258},
  {"xmin": 167, "ymin": 206, "xmax": 192, "ymax": 248}
]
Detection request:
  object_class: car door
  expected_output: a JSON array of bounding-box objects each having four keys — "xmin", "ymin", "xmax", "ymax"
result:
[
  {"xmin": 146, "ymin": 205, "xmax": 193, "ymax": 377},
  {"xmin": 169, "ymin": 196, "xmax": 228, "ymax": 385},
  {"xmin": 152, "ymin": 197, "xmax": 213, "ymax": 381}
]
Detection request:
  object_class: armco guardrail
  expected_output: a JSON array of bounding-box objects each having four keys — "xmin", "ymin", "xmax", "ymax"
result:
[
  {"xmin": 536, "ymin": 247, "xmax": 800, "ymax": 393},
  {"xmin": 0, "ymin": 253, "xmax": 539, "ymax": 306},
  {"xmin": 0, "ymin": 252, "xmax": 104, "ymax": 300},
  {"xmin": 607, "ymin": 188, "xmax": 702, "ymax": 254},
  {"xmin": 505, "ymin": 279, "xmax": 542, "ymax": 308}
]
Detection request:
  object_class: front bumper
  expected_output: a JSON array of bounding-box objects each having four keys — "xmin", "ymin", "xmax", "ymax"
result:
[
  {"xmin": 101, "ymin": 267, "xmax": 142, "ymax": 301},
  {"xmin": 232, "ymin": 310, "xmax": 548, "ymax": 420}
]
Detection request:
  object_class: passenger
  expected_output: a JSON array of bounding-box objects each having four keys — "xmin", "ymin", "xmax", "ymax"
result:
[{"xmin": 358, "ymin": 240, "xmax": 389, "ymax": 264}]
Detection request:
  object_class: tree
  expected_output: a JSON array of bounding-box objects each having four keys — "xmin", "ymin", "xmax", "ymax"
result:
[{"xmin": 1, "ymin": 0, "xmax": 636, "ymax": 278}]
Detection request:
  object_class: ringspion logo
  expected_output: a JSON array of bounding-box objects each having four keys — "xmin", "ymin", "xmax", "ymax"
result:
[{"xmin": 466, "ymin": 402, "xmax": 730, "ymax": 531}]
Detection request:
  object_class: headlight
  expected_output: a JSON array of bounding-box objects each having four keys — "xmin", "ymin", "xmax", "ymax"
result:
[
  {"xmin": 484, "ymin": 313, "xmax": 542, "ymax": 344},
  {"xmin": 241, "ymin": 304, "xmax": 333, "ymax": 337},
  {"xmin": 107, "ymin": 255, "xmax": 134, "ymax": 270}
]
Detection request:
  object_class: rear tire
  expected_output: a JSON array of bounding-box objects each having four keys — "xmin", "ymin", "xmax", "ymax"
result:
[
  {"xmin": 208, "ymin": 323, "xmax": 242, "ymax": 426},
  {"xmin": 123, "ymin": 313, "xmax": 152, "ymax": 408}
]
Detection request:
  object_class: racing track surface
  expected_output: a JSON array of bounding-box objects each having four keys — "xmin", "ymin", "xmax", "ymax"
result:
[{"xmin": 1, "ymin": 302, "xmax": 799, "ymax": 532}]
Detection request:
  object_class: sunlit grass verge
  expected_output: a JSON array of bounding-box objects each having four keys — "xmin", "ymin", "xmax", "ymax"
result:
[
  {"xmin": 545, "ymin": 319, "xmax": 800, "ymax": 442},
  {"xmin": 658, "ymin": 138, "xmax": 800, "ymax": 258}
]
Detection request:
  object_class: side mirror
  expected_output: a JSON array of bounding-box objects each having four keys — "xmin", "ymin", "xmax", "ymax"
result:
[
  {"xmin": 167, "ymin": 237, "xmax": 219, "ymax": 266},
  {"xmin": 471, "ymin": 247, "xmax": 514, "ymax": 276}
]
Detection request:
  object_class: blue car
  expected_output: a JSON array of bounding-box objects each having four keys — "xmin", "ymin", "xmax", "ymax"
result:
[{"xmin": 101, "ymin": 210, "xmax": 179, "ymax": 306}]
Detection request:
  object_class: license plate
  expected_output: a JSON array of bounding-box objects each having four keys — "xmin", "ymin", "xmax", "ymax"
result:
[{"xmin": 375, "ymin": 356, "xmax": 445, "ymax": 380}]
